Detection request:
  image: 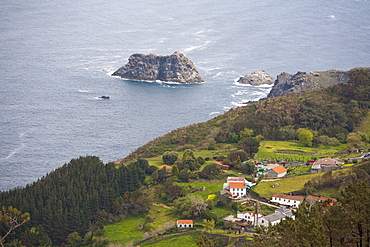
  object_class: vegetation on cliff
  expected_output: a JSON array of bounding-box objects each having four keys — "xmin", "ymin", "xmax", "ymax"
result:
[
  {"xmin": 119, "ymin": 68, "xmax": 370, "ymax": 164},
  {"xmin": 1, "ymin": 68, "xmax": 369, "ymax": 246}
]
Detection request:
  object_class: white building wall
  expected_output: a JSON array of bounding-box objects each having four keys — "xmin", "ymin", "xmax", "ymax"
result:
[
  {"xmin": 258, "ymin": 217, "xmax": 281, "ymax": 227},
  {"xmin": 271, "ymin": 196, "xmax": 301, "ymax": 207},
  {"xmin": 230, "ymin": 188, "xmax": 247, "ymax": 197},
  {"xmin": 277, "ymin": 171, "xmax": 287, "ymax": 177},
  {"xmin": 177, "ymin": 223, "xmax": 193, "ymax": 228}
]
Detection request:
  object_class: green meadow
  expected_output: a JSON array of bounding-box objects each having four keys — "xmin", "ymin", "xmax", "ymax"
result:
[
  {"xmin": 256, "ymin": 141, "xmax": 347, "ymax": 161},
  {"xmin": 142, "ymin": 231, "xmax": 201, "ymax": 246},
  {"xmin": 253, "ymin": 173, "xmax": 323, "ymax": 198},
  {"xmin": 104, "ymin": 215, "xmax": 146, "ymax": 245}
]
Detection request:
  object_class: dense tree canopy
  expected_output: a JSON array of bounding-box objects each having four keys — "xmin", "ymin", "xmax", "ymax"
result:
[
  {"xmin": 120, "ymin": 68, "xmax": 370, "ymax": 162},
  {"xmin": 250, "ymin": 178, "xmax": 370, "ymax": 246},
  {"xmin": 0, "ymin": 156, "xmax": 147, "ymax": 245}
]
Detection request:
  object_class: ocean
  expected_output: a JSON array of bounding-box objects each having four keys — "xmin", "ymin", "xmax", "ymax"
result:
[{"xmin": 1, "ymin": 0, "xmax": 369, "ymax": 191}]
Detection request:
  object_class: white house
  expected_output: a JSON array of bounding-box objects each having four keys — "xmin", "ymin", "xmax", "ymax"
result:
[
  {"xmin": 223, "ymin": 177, "xmax": 253, "ymax": 199},
  {"xmin": 229, "ymin": 182, "xmax": 247, "ymax": 198},
  {"xmin": 257, "ymin": 212, "xmax": 286, "ymax": 227},
  {"xmin": 237, "ymin": 211, "xmax": 263, "ymax": 225},
  {"xmin": 257, "ymin": 208, "xmax": 294, "ymax": 227},
  {"xmin": 177, "ymin": 220, "xmax": 193, "ymax": 228},
  {"xmin": 311, "ymin": 158, "xmax": 338, "ymax": 173},
  {"xmin": 270, "ymin": 193, "xmax": 304, "ymax": 208}
]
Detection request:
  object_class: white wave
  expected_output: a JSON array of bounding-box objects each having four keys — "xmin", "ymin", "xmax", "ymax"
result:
[
  {"xmin": 78, "ymin": 90, "xmax": 89, "ymax": 93},
  {"xmin": 112, "ymin": 76, "xmax": 202, "ymax": 85},
  {"xmin": 233, "ymin": 80, "xmax": 274, "ymax": 88},
  {"xmin": 195, "ymin": 29, "xmax": 206, "ymax": 37},
  {"xmin": 2, "ymin": 132, "xmax": 26, "ymax": 160},
  {"xmin": 195, "ymin": 29, "xmax": 205, "ymax": 35},
  {"xmin": 184, "ymin": 41, "xmax": 211, "ymax": 52},
  {"xmin": 212, "ymin": 72, "xmax": 223, "ymax": 78},
  {"xmin": 209, "ymin": 111, "xmax": 220, "ymax": 116},
  {"xmin": 329, "ymin": 15, "xmax": 336, "ymax": 19}
]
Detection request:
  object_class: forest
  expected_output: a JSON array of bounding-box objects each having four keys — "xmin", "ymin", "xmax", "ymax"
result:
[
  {"xmin": 0, "ymin": 156, "xmax": 153, "ymax": 245},
  {"xmin": 1, "ymin": 68, "xmax": 369, "ymax": 246}
]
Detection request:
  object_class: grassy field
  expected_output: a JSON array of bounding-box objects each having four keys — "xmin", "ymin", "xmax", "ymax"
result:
[
  {"xmin": 145, "ymin": 204, "xmax": 176, "ymax": 231},
  {"xmin": 142, "ymin": 231, "xmax": 202, "ymax": 246},
  {"xmin": 104, "ymin": 215, "xmax": 146, "ymax": 245},
  {"xmin": 257, "ymin": 141, "xmax": 347, "ymax": 161},
  {"xmin": 253, "ymin": 172, "xmax": 324, "ymax": 198},
  {"xmin": 177, "ymin": 180, "xmax": 225, "ymax": 198}
]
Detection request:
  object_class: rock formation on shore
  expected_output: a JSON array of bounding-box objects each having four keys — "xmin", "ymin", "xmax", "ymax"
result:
[
  {"xmin": 266, "ymin": 69, "xmax": 350, "ymax": 98},
  {"xmin": 112, "ymin": 51, "xmax": 204, "ymax": 83},
  {"xmin": 237, "ymin": 70, "xmax": 274, "ymax": 85}
]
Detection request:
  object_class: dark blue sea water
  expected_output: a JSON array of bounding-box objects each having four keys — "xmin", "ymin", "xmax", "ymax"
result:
[{"xmin": 1, "ymin": 0, "xmax": 369, "ymax": 191}]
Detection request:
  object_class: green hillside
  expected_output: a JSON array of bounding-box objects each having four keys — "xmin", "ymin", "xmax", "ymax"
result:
[
  {"xmin": 117, "ymin": 68, "xmax": 370, "ymax": 164},
  {"xmin": 1, "ymin": 68, "xmax": 370, "ymax": 246}
]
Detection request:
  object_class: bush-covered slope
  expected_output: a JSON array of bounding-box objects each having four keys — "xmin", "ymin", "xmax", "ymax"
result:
[{"xmin": 117, "ymin": 68, "xmax": 370, "ymax": 164}]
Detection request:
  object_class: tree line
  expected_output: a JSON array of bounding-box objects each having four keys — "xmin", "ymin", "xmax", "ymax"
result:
[
  {"xmin": 249, "ymin": 177, "xmax": 370, "ymax": 247},
  {"xmin": 0, "ymin": 156, "xmax": 148, "ymax": 246}
]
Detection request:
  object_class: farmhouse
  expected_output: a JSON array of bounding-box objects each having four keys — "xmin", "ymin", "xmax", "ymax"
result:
[
  {"xmin": 177, "ymin": 220, "xmax": 193, "ymax": 228},
  {"xmin": 311, "ymin": 158, "xmax": 338, "ymax": 173},
  {"xmin": 229, "ymin": 182, "xmax": 247, "ymax": 198},
  {"xmin": 305, "ymin": 195, "xmax": 337, "ymax": 205},
  {"xmin": 270, "ymin": 193, "xmax": 304, "ymax": 208},
  {"xmin": 237, "ymin": 211, "xmax": 263, "ymax": 225},
  {"xmin": 265, "ymin": 165, "xmax": 287, "ymax": 178},
  {"xmin": 222, "ymin": 177, "xmax": 256, "ymax": 199},
  {"xmin": 257, "ymin": 208, "xmax": 294, "ymax": 227},
  {"xmin": 215, "ymin": 161, "xmax": 230, "ymax": 171}
]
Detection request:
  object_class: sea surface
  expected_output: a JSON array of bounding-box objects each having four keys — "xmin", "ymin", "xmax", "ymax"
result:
[{"xmin": 1, "ymin": 0, "xmax": 369, "ymax": 191}]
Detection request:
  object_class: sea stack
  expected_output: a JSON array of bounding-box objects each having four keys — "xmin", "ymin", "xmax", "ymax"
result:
[
  {"xmin": 237, "ymin": 70, "xmax": 274, "ymax": 86},
  {"xmin": 112, "ymin": 51, "xmax": 204, "ymax": 83},
  {"xmin": 266, "ymin": 69, "xmax": 351, "ymax": 98}
]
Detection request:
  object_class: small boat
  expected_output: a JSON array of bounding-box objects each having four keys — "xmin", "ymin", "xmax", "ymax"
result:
[{"xmin": 98, "ymin": 96, "xmax": 110, "ymax": 99}]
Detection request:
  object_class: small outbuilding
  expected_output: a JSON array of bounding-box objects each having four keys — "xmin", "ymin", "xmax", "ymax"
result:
[
  {"xmin": 177, "ymin": 220, "xmax": 193, "ymax": 228},
  {"xmin": 265, "ymin": 165, "xmax": 287, "ymax": 178}
]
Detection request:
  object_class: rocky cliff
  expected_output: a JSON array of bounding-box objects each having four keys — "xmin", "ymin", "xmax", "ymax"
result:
[
  {"xmin": 237, "ymin": 70, "xmax": 274, "ymax": 85},
  {"xmin": 266, "ymin": 69, "xmax": 350, "ymax": 98},
  {"xmin": 111, "ymin": 51, "xmax": 204, "ymax": 83}
]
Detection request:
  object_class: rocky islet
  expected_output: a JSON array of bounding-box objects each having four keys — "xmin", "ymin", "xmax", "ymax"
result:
[{"xmin": 112, "ymin": 51, "xmax": 204, "ymax": 84}]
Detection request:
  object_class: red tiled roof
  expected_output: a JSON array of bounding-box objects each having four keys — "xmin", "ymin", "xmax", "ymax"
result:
[
  {"xmin": 272, "ymin": 165, "xmax": 287, "ymax": 174},
  {"xmin": 229, "ymin": 182, "xmax": 246, "ymax": 188},
  {"xmin": 272, "ymin": 193, "xmax": 304, "ymax": 201},
  {"xmin": 177, "ymin": 220, "xmax": 193, "ymax": 224},
  {"xmin": 315, "ymin": 158, "xmax": 337, "ymax": 166},
  {"xmin": 306, "ymin": 195, "xmax": 337, "ymax": 202},
  {"xmin": 158, "ymin": 165, "xmax": 172, "ymax": 169}
]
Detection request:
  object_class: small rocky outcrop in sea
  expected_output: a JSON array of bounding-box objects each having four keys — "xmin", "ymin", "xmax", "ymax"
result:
[
  {"xmin": 237, "ymin": 70, "xmax": 274, "ymax": 85},
  {"xmin": 266, "ymin": 69, "xmax": 350, "ymax": 98},
  {"xmin": 112, "ymin": 51, "xmax": 204, "ymax": 83}
]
